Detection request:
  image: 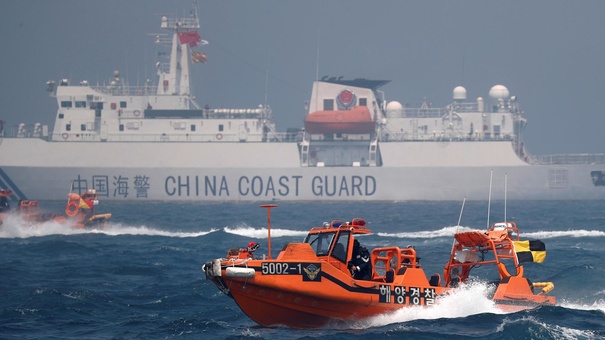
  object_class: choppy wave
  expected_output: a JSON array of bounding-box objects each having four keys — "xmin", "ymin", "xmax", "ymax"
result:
[
  {"xmin": 379, "ymin": 226, "xmax": 605, "ymax": 240},
  {"xmin": 495, "ymin": 316, "xmax": 600, "ymax": 340},
  {"xmin": 2, "ymin": 200, "xmax": 605, "ymax": 339},
  {"xmin": 524, "ymin": 230, "xmax": 605, "ymax": 239},
  {"xmin": 224, "ymin": 224, "xmax": 308, "ymax": 238},
  {"xmin": 348, "ymin": 281, "xmax": 504, "ymax": 329},
  {"xmin": 559, "ymin": 299, "xmax": 605, "ymax": 314},
  {"xmin": 93, "ymin": 223, "xmax": 218, "ymax": 238},
  {"xmin": 194, "ymin": 223, "xmax": 605, "ymax": 241},
  {"xmin": 377, "ymin": 225, "xmax": 474, "ymax": 239},
  {"xmin": 0, "ymin": 214, "xmax": 217, "ymax": 238}
]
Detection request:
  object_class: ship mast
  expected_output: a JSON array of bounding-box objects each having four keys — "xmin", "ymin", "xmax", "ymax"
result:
[{"xmin": 157, "ymin": 4, "xmax": 200, "ymax": 96}]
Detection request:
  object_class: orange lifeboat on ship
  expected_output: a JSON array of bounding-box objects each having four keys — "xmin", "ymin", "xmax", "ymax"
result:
[
  {"xmin": 203, "ymin": 206, "xmax": 556, "ymax": 328},
  {"xmin": 304, "ymin": 106, "xmax": 374, "ymax": 134}
]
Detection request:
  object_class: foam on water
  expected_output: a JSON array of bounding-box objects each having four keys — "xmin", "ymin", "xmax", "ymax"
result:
[
  {"xmin": 0, "ymin": 214, "xmax": 217, "ymax": 238},
  {"xmin": 344, "ymin": 281, "xmax": 504, "ymax": 329},
  {"xmin": 224, "ymin": 224, "xmax": 308, "ymax": 238}
]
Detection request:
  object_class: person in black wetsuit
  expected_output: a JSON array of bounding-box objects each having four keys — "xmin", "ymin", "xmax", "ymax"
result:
[
  {"xmin": 348, "ymin": 239, "xmax": 372, "ymax": 280},
  {"xmin": 0, "ymin": 195, "xmax": 10, "ymax": 213}
]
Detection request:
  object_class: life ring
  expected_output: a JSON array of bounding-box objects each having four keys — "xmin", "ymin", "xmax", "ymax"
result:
[
  {"xmin": 65, "ymin": 201, "xmax": 79, "ymax": 217},
  {"xmin": 216, "ymin": 133, "xmax": 223, "ymax": 140},
  {"xmin": 133, "ymin": 110, "xmax": 141, "ymax": 116},
  {"xmin": 62, "ymin": 133, "xmax": 68, "ymax": 140}
]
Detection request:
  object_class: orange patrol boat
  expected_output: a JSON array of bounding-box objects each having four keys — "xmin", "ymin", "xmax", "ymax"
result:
[
  {"xmin": 444, "ymin": 221, "xmax": 555, "ymax": 312},
  {"xmin": 202, "ymin": 205, "xmax": 555, "ymax": 328},
  {"xmin": 0, "ymin": 188, "xmax": 111, "ymax": 229}
]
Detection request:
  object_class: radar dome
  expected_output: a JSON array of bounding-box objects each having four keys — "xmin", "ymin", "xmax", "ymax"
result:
[
  {"xmin": 489, "ymin": 85, "xmax": 509, "ymax": 99},
  {"xmin": 453, "ymin": 86, "xmax": 467, "ymax": 101},
  {"xmin": 386, "ymin": 101, "xmax": 403, "ymax": 118}
]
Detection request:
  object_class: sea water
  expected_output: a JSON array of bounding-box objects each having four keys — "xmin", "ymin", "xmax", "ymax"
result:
[{"xmin": 1, "ymin": 200, "xmax": 604, "ymax": 339}]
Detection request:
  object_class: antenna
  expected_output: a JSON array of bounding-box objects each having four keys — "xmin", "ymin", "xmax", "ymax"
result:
[
  {"xmin": 312, "ymin": 28, "xmax": 320, "ymax": 117},
  {"xmin": 487, "ymin": 169, "xmax": 493, "ymax": 229},
  {"xmin": 457, "ymin": 197, "xmax": 466, "ymax": 227},
  {"xmin": 260, "ymin": 204, "xmax": 278, "ymax": 259},
  {"xmin": 450, "ymin": 196, "xmax": 466, "ymax": 255},
  {"xmin": 504, "ymin": 173, "xmax": 508, "ymax": 223},
  {"xmin": 315, "ymin": 29, "xmax": 320, "ymax": 81},
  {"xmin": 264, "ymin": 65, "xmax": 269, "ymax": 109}
]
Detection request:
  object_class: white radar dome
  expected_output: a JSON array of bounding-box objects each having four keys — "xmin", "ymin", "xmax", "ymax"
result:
[
  {"xmin": 489, "ymin": 85, "xmax": 509, "ymax": 99},
  {"xmin": 453, "ymin": 86, "xmax": 467, "ymax": 101},
  {"xmin": 386, "ymin": 101, "xmax": 403, "ymax": 118}
]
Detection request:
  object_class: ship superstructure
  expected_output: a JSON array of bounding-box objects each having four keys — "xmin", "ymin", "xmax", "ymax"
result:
[
  {"xmin": 1, "ymin": 4, "xmax": 604, "ymax": 202},
  {"xmin": 45, "ymin": 5, "xmax": 276, "ymax": 144}
]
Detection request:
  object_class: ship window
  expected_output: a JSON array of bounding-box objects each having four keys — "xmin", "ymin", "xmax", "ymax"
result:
[
  {"xmin": 218, "ymin": 124, "xmax": 224, "ymax": 132},
  {"xmin": 75, "ymin": 101, "xmax": 86, "ymax": 108},
  {"xmin": 172, "ymin": 122, "xmax": 186, "ymax": 130},
  {"xmin": 323, "ymin": 99, "xmax": 334, "ymax": 111},
  {"xmin": 95, "ymin": 110, "xmax": 101, "ymax": 118},
  {"xmin": 119, "ymin": 124, "xmax": 124, "ymax": 131},
  {"xmin": 331, "ymin": 231, "xmax": 350, "ymax": 263},
  {"xmin": 90, "ymin": 102, "xmax": 104, "ymax": 110},
  {"xmin": 58, "ymin": 113, "xmax": 64, "ymax": 119},
  {"xmin": 120, "ymin": 101, "xmax": 127, "ymax": 108},
  {"xmin": 190, "ymin": 124, "xmax": 196, "ymax": 131},
  {"xmin": 126, "ymin": 122, "xmax": 139, "ymax": 130},
  {"xmin": 80, "ymin": 124, "xmax": 86, "ymax": 131},
  {"xmin": 359, "ymin": 98, "xmax": 367, "ymax": 106},
  {"xmin": 66, "ymin": 124, "xmax": 71, "ymax": 131},
  {"xmin": 493, "ymin": 125, "xmax": 501, "ymax": 138},
  {"xmin": 305, "ymin": 232, "xmax": 335, "ymax": 257},
  {"xmin": 61, "ymin": 101, "xmax": 73, "ymax": 108}
]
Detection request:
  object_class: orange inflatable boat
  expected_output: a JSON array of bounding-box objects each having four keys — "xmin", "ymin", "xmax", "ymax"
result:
[
  {"xmin": 0, "ymin": 188, "xmax": 111, "ymax": 229},
  {"xmin": 202, "ymin": 205, "xmax": 555, "ymax": 328}
]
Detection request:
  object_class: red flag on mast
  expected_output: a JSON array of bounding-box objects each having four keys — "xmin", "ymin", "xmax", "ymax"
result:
[{"xmin": 178, "ymin": 31, "xmax": 201, "ymax": 47}]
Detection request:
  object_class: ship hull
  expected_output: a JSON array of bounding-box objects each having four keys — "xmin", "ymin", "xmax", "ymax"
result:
[{"xmin": 1, "ymin": 138, "xmax": 603, "ymax": 201}]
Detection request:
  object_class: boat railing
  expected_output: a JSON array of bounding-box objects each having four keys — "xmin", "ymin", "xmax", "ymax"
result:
[
  {"xmin": 402, "ymin": 103, "xmax": 481, "ymax": 118},
  {"xmin": 48, "ymin": 131, "xmax": 300, "ymax": 143},
  {"xmin": 0, "ymin": 127, "xmax": 302, "ymax": 143},
  {"xmin": 380, "ymin": 132, "xmax": 515, "ymax": 143},
  {"xmin": 90, "ymin": 85, "xmax": 157, "ymax": 97},
  {"xmin": 371, "ymin": 246, "xmax": 419, "ymax": 280},
  {"xmin": 402, "ymin": 107, "xmax": 445, "ymax": 118},
  {"xmin": 402, "ymin": 102, "xmax": 522, "ymax": 118}
]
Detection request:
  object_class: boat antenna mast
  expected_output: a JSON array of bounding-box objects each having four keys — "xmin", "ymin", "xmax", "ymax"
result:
[
  {"xmin": 260, "ymin": 204, "xmax": 278, "ymax": 259},
  {"xmin": 486, "ymin": 169, "xmax": 493, "ymax": 229},
  {"xmin": 504, "ymin": 173, "xmax": 508, "ymax": 223},
  {"xmin": 450, "ymin": 197, "xmax": 466, "ymax": 253},
  {"xmin": 156, "ymin": 1, "xmax": 201, "ymax": 100}
]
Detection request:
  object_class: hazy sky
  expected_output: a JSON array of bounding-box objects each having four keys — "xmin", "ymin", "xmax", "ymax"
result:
[{"xmin": 1, "ymin": 0, "xmax": 603, "ymax": 155}]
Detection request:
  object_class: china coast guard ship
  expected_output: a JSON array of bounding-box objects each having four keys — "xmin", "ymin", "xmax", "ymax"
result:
[{"xmin": 1, "ymin": 5, "xmax": 604, "ymax": 202}]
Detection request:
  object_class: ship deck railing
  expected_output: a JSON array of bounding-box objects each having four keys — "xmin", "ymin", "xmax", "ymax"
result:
[
  {"xmin": 89, "ymin": 85, "xmax": 158, "ymax": 97},
  {"xmin": 2, "ymin": 129, "xmax": 604, "ymax": 165},
  {"xmin": 537, "ymin": 153, "xmax": 605, "ymax": 165},
  {"xmin": 43, "ymin": 132, "xmax": 299, "ymax": 143},
  {"xmin": 401, "ymin": 102, "xmax": 520, "ymax": 118}
]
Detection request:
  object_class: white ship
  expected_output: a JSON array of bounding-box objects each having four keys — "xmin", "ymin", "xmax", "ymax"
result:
[{"xmin": 1, "ymin": 5, "xmax": 604, "ymax": 202}]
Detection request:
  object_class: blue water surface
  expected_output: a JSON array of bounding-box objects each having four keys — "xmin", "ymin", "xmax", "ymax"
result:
[{"xmin": 1, "ymin": 200, "xmax": 604, "ymax": 339}]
